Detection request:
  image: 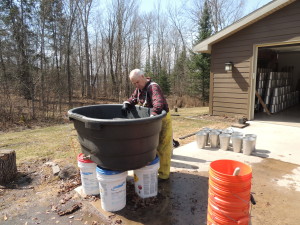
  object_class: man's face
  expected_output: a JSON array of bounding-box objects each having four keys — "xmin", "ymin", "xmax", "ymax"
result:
[{"xmin": 130, "ymin": 75, "xmax": 146, "ymax": 90}]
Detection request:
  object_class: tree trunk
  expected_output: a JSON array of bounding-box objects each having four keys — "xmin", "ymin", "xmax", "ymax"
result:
[
  {"xmin": 0, "ymin": 149, "xmax": 17, "ymax": 184},
  {"xmin": 84, "ymin": 27, "xmax": 91, "ymax": 98}
]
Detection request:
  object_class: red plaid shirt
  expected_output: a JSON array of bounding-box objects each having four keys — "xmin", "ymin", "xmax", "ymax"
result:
[{"xmin": 127, "ymin": 78, "xmax": 169, "ymax": 115}]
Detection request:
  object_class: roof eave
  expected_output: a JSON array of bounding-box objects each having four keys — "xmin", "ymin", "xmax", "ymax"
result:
[
  {"xmin": 192, "ymin": 43, "xmax": 211, "ymax": 53},
  {"xmin": 193, "ymin": 0, "xmax": 295, "ymax": 53}
]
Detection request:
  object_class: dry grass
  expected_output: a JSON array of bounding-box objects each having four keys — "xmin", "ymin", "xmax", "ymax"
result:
[
  {"xmin": 167, "ymin": 95, "xmax": 208, "ymax": 109},
  {"xmin": 0, "ymin": 124, "xmax": 80, "ymax": 165},
  {"xmin": 170, "ymin": 107, "xmax": 232, "ymax": 145},
  {"xmin": 0, "ymin": 107, "xmax": 232, "ymax": 164}
]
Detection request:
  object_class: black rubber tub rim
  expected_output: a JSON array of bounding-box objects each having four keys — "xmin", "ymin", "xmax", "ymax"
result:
[{"xmin": 67, "ymin": 104, "xmax": 167, "ymax": 126}]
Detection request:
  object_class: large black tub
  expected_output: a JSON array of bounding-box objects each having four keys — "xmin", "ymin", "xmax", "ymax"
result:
[{"xmin": 68, "ymin": 104, "xmax": 166, "ymax": 171}]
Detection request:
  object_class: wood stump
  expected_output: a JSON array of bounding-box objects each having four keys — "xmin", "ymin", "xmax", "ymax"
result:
[{"xmin": 0, "ymin": 149, "xmax": 17, "ymax": 184}]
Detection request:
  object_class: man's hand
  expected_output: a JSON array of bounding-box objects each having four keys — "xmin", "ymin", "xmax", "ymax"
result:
[{"xmin": 121, "ymin": 102, "xmax": 132, "ymax": 117}]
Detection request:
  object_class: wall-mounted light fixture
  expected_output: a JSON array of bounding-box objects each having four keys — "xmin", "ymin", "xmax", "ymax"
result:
[{"xmin": 225, "ymin": 62, "xmax": 233, "ymax": 72}]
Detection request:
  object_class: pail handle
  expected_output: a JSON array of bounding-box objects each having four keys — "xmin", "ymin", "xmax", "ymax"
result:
[
  {"xmin": 210, "ymin": 193, "xmax": 250, "ymax": 207},
  {"xmin": 232, "ymin": 193, "xmax": 250, "ymax": 204},
  {"xmin": 211, "ymin": 204, "xmax": 238, "ymax": 224},
  {"xmin": 213, "ymin": 203, "xmax": 250, "ymax": 224}
]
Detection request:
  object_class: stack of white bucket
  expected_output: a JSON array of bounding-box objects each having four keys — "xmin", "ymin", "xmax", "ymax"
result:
[
  {"xmin": 77, "ymin": 153, "xmax": 160, "ymax": 212},
  {"xmin": 134, "ymin": 155, "xmax": 160, "ymax": 198},
  {"xmin": 195, "ymin": 128, "xmax": 257, "ymax": 155},
  {"xmin": 96, "ymin": 167, "xmax": 128, "ymax": 211},
  {"xmin": 77, "ymin": 153, "xmax": 100, "ymax": 196}
]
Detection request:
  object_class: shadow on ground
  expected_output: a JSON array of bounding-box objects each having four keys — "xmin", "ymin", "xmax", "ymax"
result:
[
  {"xmin": 171, "ymin": 155, "xmax": 206, "ymax": 169},
  {"xmin": 116, "ymin": 170, "xmax": 208, "ymax": 225},
  {"xmin": 252, "ymin": 149, "xmax": 271, "ymax": 158}
]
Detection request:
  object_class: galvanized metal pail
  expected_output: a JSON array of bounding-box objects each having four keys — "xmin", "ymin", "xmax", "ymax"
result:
[{"xmin": 196, "ymin": 131, "xmax": 208, "ymax": 149}]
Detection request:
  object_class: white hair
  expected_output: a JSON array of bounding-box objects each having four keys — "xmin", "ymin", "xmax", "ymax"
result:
[{"xmin": 129, "ymin": 69, "xmax": 144, "ymax": 78}]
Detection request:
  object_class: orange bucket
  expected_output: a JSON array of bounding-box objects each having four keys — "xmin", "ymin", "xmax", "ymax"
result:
[
  {"xmin": 208, "ymin": 198, "xmax": 249, "ymax": 218},
  {"xmin": 209, "ymin": 172, "xmax": 251, "ymax": 188},
  {"xmin": 207, "ymin": 160, "xmax": 252, "ymax": 225},
  {"xmin": 208, "ymin": 205, "xmax": 250, "ymax": 225},
  {"xmin": 209, "ymin": 189, "xmax": 250, "ymax": 209},
  {"xmin": 209, "ymin": 177, "xmax": 251, "ymax": 193},
  {"xmin": 209, "ymin": 179, "xmax": 251, "ymax": 199},
  {"xmin": 210, "ymin": 160, "xmax": 252, "ymax": 181}
]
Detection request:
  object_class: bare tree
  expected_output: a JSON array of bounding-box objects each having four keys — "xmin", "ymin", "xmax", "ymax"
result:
[
  {"xmin": 167, "ymin": 2, "xmax": 187, "ymax": 51},
  {"xmin": 77, "ymin": 0, "xmax": 93, "ymax": 98},
  {"xmin": 142, "ymin": 12, "xmax": 155, "ymax": 71},
  {"xmin": 167, "ymin": 2, "xmax": 190, "ymax": 95},
  {"xmin": 187, "ymin": 0, "xmax": 245, "ymax": 35},
  {"xmin": 0, "ymin": 0, "xmax": 37, "ymax": 119},
  {"xmin": 38, "ymin": 0, "xmax": 47, "ymax": 111},
  {"xmin": 64, "ymin": 0, "xmax": 79, "ymax": 106}
]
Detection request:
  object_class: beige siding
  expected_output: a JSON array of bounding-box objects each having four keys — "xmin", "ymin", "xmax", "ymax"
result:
[
  {"xmin": 210, "ymin": 1, "xmax": 300, "ymax": 117},
  {"xmin": 213, "ymin": 88, "xmax": 248, "ymax": 94}
]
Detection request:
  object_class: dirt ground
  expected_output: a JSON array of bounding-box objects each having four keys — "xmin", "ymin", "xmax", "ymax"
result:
[
  {"xmin": 250, "ymin": 159, "xmax": 300, "ymax": 225},
  {"xmin": 0, "ymin": 160, "xmax": 108, "ymax": 225},
  {"xmin": 1, "ymin": 156, "xmax": 300, "ymax": 225}
]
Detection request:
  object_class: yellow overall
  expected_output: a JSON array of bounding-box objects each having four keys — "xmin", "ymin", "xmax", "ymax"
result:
[{"xmin": 157, "ymin": 112, "xmax": 173, "ymax": 179}]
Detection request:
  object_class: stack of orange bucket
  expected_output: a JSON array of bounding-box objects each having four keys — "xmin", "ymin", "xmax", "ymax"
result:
[{"xmin": 207, "ymin": 159, "xmax": 252, "ymax": 225}]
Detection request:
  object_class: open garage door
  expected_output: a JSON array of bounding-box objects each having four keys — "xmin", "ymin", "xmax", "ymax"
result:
[{"xmin": 254, "ymin": 43, "xmax": 300, "ymax": 125}]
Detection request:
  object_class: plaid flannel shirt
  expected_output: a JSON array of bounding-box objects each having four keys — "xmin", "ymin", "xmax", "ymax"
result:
[{"xmin": 127, "ymin": 79, "xmax": 169, "ymax": 115}]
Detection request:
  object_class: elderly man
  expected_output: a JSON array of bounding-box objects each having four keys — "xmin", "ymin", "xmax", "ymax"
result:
[{"xmin": 122, "ymin": 69, "xmax": 172, "ymax": 180}]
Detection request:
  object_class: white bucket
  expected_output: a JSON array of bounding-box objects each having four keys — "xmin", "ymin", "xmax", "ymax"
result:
[
  {"xmin": 245, "ymin": 134, "xmax": 257, "ymax": 151},
  {"xmin": 134, "ymin": 156, "xmax": 160, "ymax": 198},
  {"xmin": 232, "ymin": 132, "xmax": 243, "ymax": 137},
  {"xmin": 232, "ymin": 136, "xmax": 243, "ymax": 153},
  {"xmin": 77, "ymin": 153, "xmax": 99, "ymax": 195},
  {"xmin": 242, "ymin": 137, "xmax": 255, "ymax": 155},
  {"xmin": 96, "ymin": 167, "xmax": 127, "ymax": 212},
  {"xmin": 219, "ymin": 133, "xmax": 231, "ymax": 151},
  {"xmin": 201, "ymin": 128, "xmax": 211, "ymax": 145},
  {"xmin": 196, "ymin": 131, "xmax": 208, "ymax": 149},
  {"xmin": 209, "ymin": 131, "xmax": 220, "ymax": 148}
]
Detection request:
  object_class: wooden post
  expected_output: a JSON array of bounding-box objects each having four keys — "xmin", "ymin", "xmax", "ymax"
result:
[
  {"xmin": 255, "ymin": 90, "xmax": 271, "ymax": 115},
  {"xmin": 0, "ymin": 149, "xmax": 17, "ymax": 184}
]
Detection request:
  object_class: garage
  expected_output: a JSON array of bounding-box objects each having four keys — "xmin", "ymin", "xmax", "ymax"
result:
[
  {"xmin": 254, "ymin": 43, "xmax": 300, "ymax": 123},
  {"xmin": 193, "ymin": 0, "xmax": 300, "ymax": 122}
]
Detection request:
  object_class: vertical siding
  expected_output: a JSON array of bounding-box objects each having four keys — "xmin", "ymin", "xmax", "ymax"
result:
[{"xmin": 210, "ymin": 1, "xmax": 300, "ymax": 117}]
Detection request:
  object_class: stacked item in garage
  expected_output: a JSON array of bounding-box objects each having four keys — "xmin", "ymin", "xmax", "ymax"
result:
[
  {"xmin": 256, "ymin": 69, "xmax": 299, "ymax": 113},
  {"xmin": 265, "ymin": 72, "xmax": 299, "ymax": 113},
  {"xmin": 255, "ymin": 68, "xmax": 268, "ymax": 111}
]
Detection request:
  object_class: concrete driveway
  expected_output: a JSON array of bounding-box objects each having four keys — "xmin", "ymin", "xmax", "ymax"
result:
[
  {"xmin": 171, "ymin": 103, "xmax": 300, "ymax": 178},
  {"xmin": 171, "ymin": 119, "xmax": 300, "ymax": 191},
  {"xmin": 249, "ymin": 104, "xmax": 300, "ymax": 165},
  {"xmin": 169, "ymin": 120, "xmax": 300, "ymax": 224},
  {"xmin": 172, "ymin": 118, "xmax": 300, "ymax": 169},
  {"xmin": 240, "ymin": 121, "xmax": 300, "ymax": 165}
]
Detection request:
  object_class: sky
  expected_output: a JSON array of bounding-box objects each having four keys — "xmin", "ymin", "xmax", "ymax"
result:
[
  {"xmin": 245, "ymin": 0, "xmax": 273, "ymax": 14},
  {"xmin": 139, "ymin": 0, "xmax": 273, "ymax": 15}
]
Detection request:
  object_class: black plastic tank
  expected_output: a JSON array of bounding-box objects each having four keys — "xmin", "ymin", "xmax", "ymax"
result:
[{"xmin": 68, "ymin": 104, "xmax": 166, "ymax": 171}]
